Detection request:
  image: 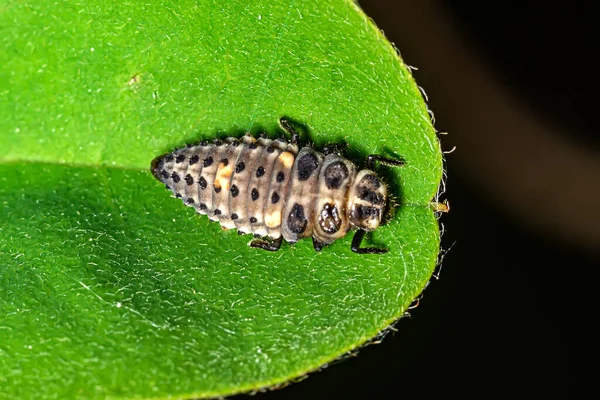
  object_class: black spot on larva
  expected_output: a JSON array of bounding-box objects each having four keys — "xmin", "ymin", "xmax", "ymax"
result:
[
  {"xmin": 249, "ymin": 142, "xmax": 257, "ymax": 149},
  {"xmin": 251, "ymin": 188, "xmax": 259, "ymax": 201},
  {"xmin": 276, "ymin": 171, "xmax": 284, "ymax": 182},
  {"xmin": 185, "ymin": 174, "xmax": 194, "ymax": 185},
  {"xmin": 171, "ymin": 172, "xmax": 180, "ymax": 183},
  {"xmin": 199, "ymin": 203, "xmax": 207, "ymax": 210},
  {"xmin": 198, "ymin": 177, "xmax": 207, "ymax": 190},
  {"xmin": 203, "ymin": 157, "xmax": 213, "ymax": 167},
  {"xmin": 287, "ymin": 203, "xmax": 307, "ymax": 234},
  {"xmin": 271, "ymin": 192, "xmax": 280, "ymax": 204},
  {"xmin": 187, "ymin": 198, "xmax": 195, "ymax": 204},
  {"xmin": 231, "ymin": 139, "xmax": 240, "ymax": 147},
  {"xmin": 161, "ymin": 170, "xmax": 169, "ymax": 179},
  {"xmin": 231, "ymin": 213, "xmax": 239, "ymax": 220},
  {"xmin": 235, "ymin": 162, "xmax": 245, "ymax": 173},
  {"xmin": 360, "ymin": 174, "xmax": 381, "ymax": 189},
  {"xmin": 214, "ymin": 185, "xmax": 221, "ymax": 193},
  {"xmin": 359, "ymin": 189, "xmax": 384, "ymax": 205},
  {"xmin": 220, "ymin": 158, "xmax": 228, "ymax": 166},
  {"xmin": 356, "ymin": 205, "xmax": 379, "ymax": 220},
  {"xmin": 250, "ymin": 217, "xmax": 257, "ymax": 223},
  {"xmin": 256, "ymin": 166, "xmax": 265, "ymax": 177},
  {"xmin": 266, "ymin": 145, "xmax": 275, "ymax": 153},
  {"xmin": 214, "ymin": 209, "xmax": 222, "ymax": 215},
  {"xmin": 318, "ymin": 203, "xmax": 342, "ymax": 234},
  {"xmin": 297, "ymin": 153, "xmax": 319, "ymax": 181},
  {"xmin": 230, "ymin": 185, "xmax": 239, "ymax": 197},
  {"xmin": 176, "ymin": 193, "xmax": 182, "ymax": 198},
  {"xmin": 214, "ymin": 139, "xmax": 223, "ymax": 146},
  {"xmin": 200, "ymin": 140, "xmax": 208, "ymax": 146},
  {"xmin": 189, "ymin": 155, "xmax": 199, "ymax": 165},
  {"xmin": 165, "ymin": 154, "xmax": 174, "ymax": 162},
  {"xmin": 175, "ymin": 154, "xmax": 185, "ymax": 163},
  {"xmin": 164, "ymin": 184, "xmax": 170, "ymax": 190},
  {"xmin": 324, "ymin": 161, "xmax": 349, "ymax": 189}
]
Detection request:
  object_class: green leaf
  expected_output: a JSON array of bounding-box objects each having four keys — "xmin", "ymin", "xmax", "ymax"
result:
[{"xmin": 0, "ymin": 0, "xmax": 442, "ymax": 398}]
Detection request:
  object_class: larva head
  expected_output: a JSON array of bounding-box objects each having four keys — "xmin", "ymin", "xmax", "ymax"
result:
[{"xmin": 347, "ymin": 170, "xmax": 387, "ymax": 231}]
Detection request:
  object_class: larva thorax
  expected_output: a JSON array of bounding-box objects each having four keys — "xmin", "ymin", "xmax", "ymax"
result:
[{"xmin": 151, "ymin": 131, "xmax": 388, "ymax": 251}]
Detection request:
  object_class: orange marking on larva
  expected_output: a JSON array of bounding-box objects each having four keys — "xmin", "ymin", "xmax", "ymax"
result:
[
  {"xmin": 279, "ymin": 151, "xmax": 295, "ymax": 169},
  {"xmin": 215, "ymin": 163, "xmax": 233, "ymax": 191}
]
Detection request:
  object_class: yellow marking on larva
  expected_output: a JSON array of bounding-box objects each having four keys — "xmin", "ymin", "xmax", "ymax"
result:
[
  {"xmin": 265, "ymin": 210, "xmax": 282, "ymax": 228},
  {"xmin": 279, "ymin": 151, "xmax": 295, "ymax": 169},
  {"xmin": 214, "ymin": 163, "xmax": 233, "ymax": 191}
]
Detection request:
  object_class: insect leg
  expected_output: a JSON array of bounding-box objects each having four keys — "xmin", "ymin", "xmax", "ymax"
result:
[
  {"xmin": 278, "ymin": 117, "xmax": 300, "ymax": 145},
  {"xmin": 312, "ymin": 237, "xmax": 325, "ymax": 252},
  {"xmin": 366, "ymin": 155, "xmax": 404, "ymax": 169},
  {"xmin": 351, "ymin": 229, "xmax": 388, "ymax": 255},
  {"xmin": 250, "ymin": 236, "xmax": 283, "ymax": 252}
]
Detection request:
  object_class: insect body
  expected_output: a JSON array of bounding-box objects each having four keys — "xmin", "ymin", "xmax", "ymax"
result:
[{"xmin": 150, "ymin": 118, "xmax": 403, "ymax": 253}]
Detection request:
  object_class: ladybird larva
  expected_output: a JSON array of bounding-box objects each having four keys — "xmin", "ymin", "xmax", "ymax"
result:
[{"xmin": 150, "ymin": 118, "xmax": 404, "ymax": 253}]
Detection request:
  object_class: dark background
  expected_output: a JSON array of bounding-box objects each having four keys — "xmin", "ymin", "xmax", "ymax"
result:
[{"xmin": 233, "ymin": 2, "xmax": 598, "ymax": 398}]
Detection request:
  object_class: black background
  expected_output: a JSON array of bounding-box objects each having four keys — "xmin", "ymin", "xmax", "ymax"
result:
[{"xmin": 232, "ymin": 2, "xmax": 598, "ymax": 399}]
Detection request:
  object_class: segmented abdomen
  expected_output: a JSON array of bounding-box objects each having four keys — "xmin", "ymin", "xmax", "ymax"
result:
[{"xmin": 156, "ymin": 136, "xmax": 357, "ymax": 244}]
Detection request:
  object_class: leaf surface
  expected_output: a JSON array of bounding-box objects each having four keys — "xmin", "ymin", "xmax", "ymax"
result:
[{"xmin": 0, "ymin": 0, "xmax": 442, "ymax": 398}]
